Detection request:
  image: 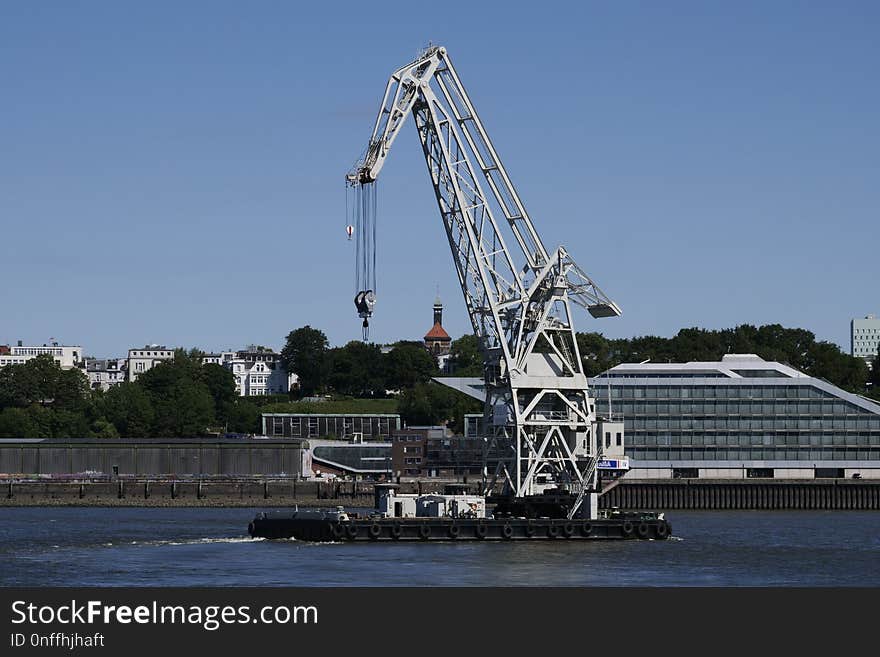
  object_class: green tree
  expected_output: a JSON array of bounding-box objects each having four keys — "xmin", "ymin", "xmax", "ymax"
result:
[
  {"xmin": 398, "ymin": 382, "xmax": 481, "ymax": 432},
  {"xmin": 574, "ymin": 323, "xmax": 871, "ymax": 395},
  {"xmin": 150, "ymin": 380, "xmax": 215, "ymax": 437},
  {"xmin": 48, "ymin": 408, "xmax": 92, "ymax": 438},
  {"xmin": 870, "ymin": 352, "xmax": 880, "ymax": 401},
  {"xmin": 137, "ymin": 355, "xmax": 215, "ymax": 436},
  {"xmin": 281, "ymin": 326, "xmax": 330, "ymax": 397},
  {"xmin": 0, "ymin": 355, "xmax": 88, "ymax": 409},
  {"xmin": 91, "ymin": 418, "xmax": 120, "ymax": 439},
  {"xmin": 448, "ymin": 334, "xmax": 483, "ymax": 377},
  {"xmin": 0, "ymin": 407, "xmax": 40, "ymax": 438},
  {"xmin": 327, "ymin": 341, "xmax": 386, "ymax": 397},
  {"xmin": 576, "ymin": 332, "xmax": 613, "ymax": 377},
  {"xmin": 384, "ymin": 341, "xmax": 438, "ymax": 390},
  {"xmin": 224, "ymin": 400, "xmax": 261, "ymax": 434},
  {"xmin": 104, "ymin": 384, "xmax": 155, "ymax": 438},
  {"xmin": 199, "ymin": 363, "xmax": 237, "ymax": 420}
]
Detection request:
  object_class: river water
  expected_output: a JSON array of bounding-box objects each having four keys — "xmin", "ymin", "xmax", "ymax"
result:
[{"xmin": 1, "ymin": 507, "xmax": 877, "ymax": 586}]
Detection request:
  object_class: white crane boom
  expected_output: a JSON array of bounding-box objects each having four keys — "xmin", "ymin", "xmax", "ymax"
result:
[{"xmin": 348, "ymin": 46, "xmax": 621, "ymax": 518}]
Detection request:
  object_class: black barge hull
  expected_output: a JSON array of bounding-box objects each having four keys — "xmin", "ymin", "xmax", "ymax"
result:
[{"xmin": 248, "ymin": 516, "xmax": 671, "ymax": 542}]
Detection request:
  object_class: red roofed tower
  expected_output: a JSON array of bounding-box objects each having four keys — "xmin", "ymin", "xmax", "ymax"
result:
[{"xmin": 424, "ymin": 296, "xmax": 451, "ymax": 356}]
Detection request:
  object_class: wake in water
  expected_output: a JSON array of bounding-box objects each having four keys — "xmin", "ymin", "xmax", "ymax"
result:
[{"xmin": 127, "ymin": 537, "xmax": 266, "ymax": 547}]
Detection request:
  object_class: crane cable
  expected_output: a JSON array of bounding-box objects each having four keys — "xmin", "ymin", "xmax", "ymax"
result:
[{"xmin": 348, "ymin": 180, "xmax": 378, "ymax": 339}]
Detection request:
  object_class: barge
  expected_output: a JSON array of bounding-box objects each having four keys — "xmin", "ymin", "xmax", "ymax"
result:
[{"xmin": 247, "ymin": 484, "xmax": 672, "ymax": 542}]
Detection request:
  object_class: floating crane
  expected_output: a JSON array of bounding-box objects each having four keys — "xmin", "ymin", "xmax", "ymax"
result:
[{"xmin": 347, "ymin": 46, "xmax": 621, "ymax": 519}]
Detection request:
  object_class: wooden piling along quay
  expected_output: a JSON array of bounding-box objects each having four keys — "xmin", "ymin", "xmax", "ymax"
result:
[{"xmin": 599, "ymin": 479, "xmax": 880, "ymax": 510}]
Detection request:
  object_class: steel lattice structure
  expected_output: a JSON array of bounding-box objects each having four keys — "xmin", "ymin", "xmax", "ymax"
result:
[{"xmin": 348, "ymin": 46, "xmax": 620, "ymax": 518}]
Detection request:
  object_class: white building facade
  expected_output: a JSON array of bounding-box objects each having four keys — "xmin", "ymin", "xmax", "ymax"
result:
[
  {"xmin": 86, "ymin": 358, "xmax": 127, "ymax": 391},
  {"xmin": 127, "ymin": 345, "xmax": 175, "ymax": 382},
  {"xmin": 0, "ymin": 343, "xmax": 85, "ymax": 370},
  {"xmin": 202, "ymin": 347, "xmax": 297, "ymax": 397},
  {"xmin": 852, "ymin": 314, "xmax": 880, "ymax": 367}
]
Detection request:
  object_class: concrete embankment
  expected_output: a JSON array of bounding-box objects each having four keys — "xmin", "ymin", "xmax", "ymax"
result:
[
  {"xmin": 0, "ymin": 479, "xmax": 383, "ymax": 508},
  {"xmin": 4, "ymin": 478, "xmax": 880, "ymax": 509},
  {"xmin": 598, "ymin": 479, "xmax": 880, "ymax": 510}
]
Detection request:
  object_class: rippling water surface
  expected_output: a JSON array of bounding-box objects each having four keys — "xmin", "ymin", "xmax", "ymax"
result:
[{"xmin": 1, "ymin": 507, "xmax": 878, "ymax": 586}]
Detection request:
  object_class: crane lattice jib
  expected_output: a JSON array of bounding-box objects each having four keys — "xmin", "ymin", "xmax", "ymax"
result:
[{"xmin": 348, "ymin": 46, "xmax": 621, "ymax": 518}]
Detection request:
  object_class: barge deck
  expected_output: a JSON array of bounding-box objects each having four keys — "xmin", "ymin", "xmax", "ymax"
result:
[{"xmin": 248, "ymin": 512, "xmax": 671, "ymax": 542}]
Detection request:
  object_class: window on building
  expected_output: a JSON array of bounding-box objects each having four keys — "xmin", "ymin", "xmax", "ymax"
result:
[
  {"xmin": 814, "ymin": 468, "xmax": 844, "ymax": 479},
  {"xmin": 746, "ymin": 468, "xmax": 774, "ymax": 479}
]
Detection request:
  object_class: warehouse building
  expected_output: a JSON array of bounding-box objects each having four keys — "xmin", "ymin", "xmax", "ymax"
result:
[{"xmin": 0, "ymin": 437, "xmax": 308, "ymax": 478}]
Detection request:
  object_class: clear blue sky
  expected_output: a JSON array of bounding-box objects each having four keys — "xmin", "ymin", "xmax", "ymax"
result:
[{"xmin": 1, "ymin": 2, "xmax": 877, "ymax": 357}]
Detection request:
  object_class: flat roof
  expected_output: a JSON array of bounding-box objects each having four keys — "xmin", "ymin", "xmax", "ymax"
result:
[
  {"xmin": 262, "ymin": 413, "xmax": 400, "ymax": 418},
  {"xmin": 0, "ymin": 437, "xmax": 305, "ymax": 445}
]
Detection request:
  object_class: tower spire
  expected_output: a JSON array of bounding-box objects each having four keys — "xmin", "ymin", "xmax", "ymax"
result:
[{"xmin": 433, "ymin": 286, "xmax": 443, "ymax": 326}]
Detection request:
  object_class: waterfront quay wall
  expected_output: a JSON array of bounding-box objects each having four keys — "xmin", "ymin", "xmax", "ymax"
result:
[
  {"xmin": 599, "ymin": 479, "xmax": 880, "ymax": 510},
  {"xmin": 0, "ymin": 478, "xmax": 419, "ymax": 507},
  {"xmin": 0, "ymin": 437, "xmax": 306, "ymax": 478},
  {"xmin": 4, "ymin": 477, "xmax": 880, "ymax": 509}
]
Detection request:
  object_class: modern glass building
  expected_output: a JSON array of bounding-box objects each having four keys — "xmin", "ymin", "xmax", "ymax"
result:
[{"xmin": 592, "ymin": 354, "xmax": 880, "ymax": 479}]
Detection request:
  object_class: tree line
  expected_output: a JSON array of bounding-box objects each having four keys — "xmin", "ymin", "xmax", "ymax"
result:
[
  {"xmin": 577, "ymin": 324, "xmax": 878, "ymax": 399},
  {"xmin": 0, "ymin": 330, "xmax": 483, "ymax": 439},
  {"xmin": 0, "ymin": 351, "xmax": 258, "ymax": 439},
  {"xmin": 278, "ymin": 326, "xmax": 482, "ymax": 431},
  {"xmin": 0, "ymin": 322, "xmax": 876, "ymax": 439}
]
